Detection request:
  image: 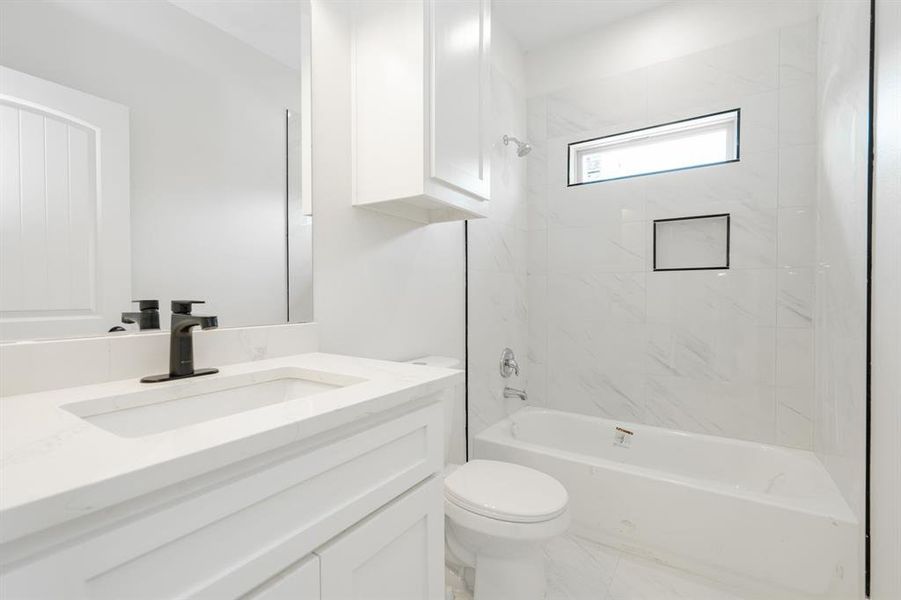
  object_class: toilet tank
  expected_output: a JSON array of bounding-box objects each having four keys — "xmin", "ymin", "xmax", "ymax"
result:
[{"xmin": 406, "ymin": 356, "xmax": 464, "ymax": 465}]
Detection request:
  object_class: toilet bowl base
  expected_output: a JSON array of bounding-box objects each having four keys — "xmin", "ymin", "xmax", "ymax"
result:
[
  {"xmin": 472, "ymin": 546, "xmax": 547, "ymax": 600},
  {"xmin": 446, "ymin": 511, "xmax": 566, "ymax": 600}
]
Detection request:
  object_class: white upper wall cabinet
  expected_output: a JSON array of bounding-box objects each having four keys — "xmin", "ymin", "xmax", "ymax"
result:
[{"xmin": 351, "ymin": 0, "xmax": 491, "ymax": 223}]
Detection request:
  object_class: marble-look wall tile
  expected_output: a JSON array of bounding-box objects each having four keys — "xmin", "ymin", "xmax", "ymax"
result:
[
  {"xmin": 527, "ymin": 96, "xmax": 548, "ymax": 143},
  {"xmin": 644, "ymin": 376, "xmax": 777, "ymax": 443},
  {"xmin": 526, "ymin": 20, "xmax": 819, "ymax": 449},
  {"xmin": 779, "ymin": 81, "xmax": 818, "ymax": 147},
  {"xmin": 468, "ymin": 221, "xmax": 527, "ymax": 274},
  {"xmin": 645, "ymin": 32, "xmax": 779, "ymax": 117},
  {"xmin": 779, "ymin": 19, "xmax": 818, "ymax": 88},
  {"xmin": 550, "ymin": 273, "xmax": 646, "ymax": 325},
  {"xmin": 527, "ymin": 228, "xmax": 548, "ymax": 276},
  {"xmin": 737, "ymin": 91, "xmax": 780, "ymax": 153},
  {"xmin": 646, "ymin": 269, "xmax": 777, "ymax": 329},
  {"xmin": 548, "ymin": 222, "xmax": 646, "ymax": 274},
  {"xmin": 546, "ymin": 69, "xmax": 647, "ymax": 139},
  {"xmin": 776, "ymin": 401, "xmax": 814, "ymax": 449},
  {"xmin": 550, "ymin": 178, "xmax": 647, "ymax": 229},
  {"xmin": 527, "ymin": 273, "xmax": 549, "ymax": 407},
  {"xmin": 778, "ymin": 144, "xmax": 818, "ymax": 207},
  {"xmin": 778, "ymin": 206, "xmax": 816, "ymax": 267},
  {"xmin": 814, "ymin": 0, "xmax": 870, "ymax": 519},
  {"xmin": 467, "ymin": 31, "xmax": 530, "ymax": 443},
  {"xmin": 777, "ymin": 267, "xmax": 814, "ymax": 327},
  {"xmin": 646, "ymin": 150, "xmax": 778, "ymax": 212},
  {"xmin": 776, "ymin": 328, "xmax": 814, "ymax": 389}
]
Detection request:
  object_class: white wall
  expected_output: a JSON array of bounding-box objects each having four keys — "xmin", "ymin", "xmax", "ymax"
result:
[
  {"xmin": 0, "ymin": 1, "xmax": 300, "ymax": 328},
  {"xmin": 813, "ymin": 0, "xmax": 871, "ymax": 527},
  {"xmin": 311, "ymin": 0, "xmax": 464, "ymax": 362},
  {"xmin": 467, "ymin": 24, "xmax": 529, "ymax": 440},
  {"xmin": 872, "ymin": 0, "xmax": 901, "ymax": 596},
  {"xmin": 524, "ymin": 3, "xmax": 821, "ymax": 448}
]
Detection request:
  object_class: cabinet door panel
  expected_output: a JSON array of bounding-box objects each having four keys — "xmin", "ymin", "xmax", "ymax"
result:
[
  {"xmin": 318, "ymin": 477, "xmax": 443, "ymax": 600},
  {"xmin": 430, "ymin": 0, "xmax": 490, "ymax": 200},
  {"xmin": 248, "ymin": 554, "xmax": 319, "ymax": 600}
]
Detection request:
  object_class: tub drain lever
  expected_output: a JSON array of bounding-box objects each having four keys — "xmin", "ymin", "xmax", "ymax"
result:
[{"xmin": 613, "ymin": 426, "xmax": 634, "ymax": 448}]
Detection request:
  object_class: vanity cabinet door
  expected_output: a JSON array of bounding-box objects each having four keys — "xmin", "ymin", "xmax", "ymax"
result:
[
  {"xmin": 317, "ymin": 476, "xmax": 444, "ymax": 600},
  {"xmin": 247, "ymin": 554, "xmax": 319, "ymax": 600}
]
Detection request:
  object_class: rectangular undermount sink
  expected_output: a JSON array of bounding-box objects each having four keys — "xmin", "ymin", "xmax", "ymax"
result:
[{"xmin": 61, "ymin": 367, "xmax": 365, "ymax": 438}]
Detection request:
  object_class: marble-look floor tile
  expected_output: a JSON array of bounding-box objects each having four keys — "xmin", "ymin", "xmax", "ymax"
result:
[
  {"xmin": 544, "ymin": 535, "xmax": 748, "ymax": 600},
  {"xmin": 545, "ymin": 534, "xmax": 621, "ymax": 600},
  {"xmin": 605, "ymin": 553, "xmax": 748, "ymax": 600}
]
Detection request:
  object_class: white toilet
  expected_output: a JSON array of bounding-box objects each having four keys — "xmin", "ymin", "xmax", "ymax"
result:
[
  {"xmin": 444, "ymin": 460, "xmax": 570, "ymax": 600},
  {"xmin": 405, "ymin": 356, "xmax": 570, "ymax": 600}
]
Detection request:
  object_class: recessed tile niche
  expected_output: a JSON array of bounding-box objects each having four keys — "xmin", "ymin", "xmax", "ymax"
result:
[{"xmin": 653, "ymin": 214, "xmax": 730, "ymax": 271}]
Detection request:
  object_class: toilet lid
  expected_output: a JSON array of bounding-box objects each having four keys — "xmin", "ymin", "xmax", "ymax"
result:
[{"xmin": 444, "ymin": 460, "xmax": 568, "ymax": 523}]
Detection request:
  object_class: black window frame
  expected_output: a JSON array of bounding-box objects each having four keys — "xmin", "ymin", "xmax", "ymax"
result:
[{"xmin": 567, "ymin": 108, "xmax": 741, "ymax": 186}]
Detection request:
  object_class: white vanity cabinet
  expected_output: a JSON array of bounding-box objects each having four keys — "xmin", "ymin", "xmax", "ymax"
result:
[
  {"xmin": 319, "ymin": 477, "xmax": 444, "ymax": 600},
  {"xmin": 351, "ymin": 0, "xmax": 491, "ymax": 223},
  {"xmin": 0, "ymin": 402, "xmax": 445, "ymax": 600},
  {"xmin": 246, "ymin": 555, "xmax": 320, "ymax": 600}
]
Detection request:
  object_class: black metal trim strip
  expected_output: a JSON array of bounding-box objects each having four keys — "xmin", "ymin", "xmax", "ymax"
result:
[
  {"xmin": 567, "ymin": 109, "xmax": 741, "ymax": 187},
  {"xmin": 464, "ymin": 220, "xmax": 470, "ymax": 463},
  {"xmin": 865, "ymin": 0, "xmax": 876, "ymax": 595},
  {"xmin": 285, "ymin": 109, "xmax": 291, "ymax": 323},
  {"xmin": 652, "ymin": 213, "xmax": 731, "ymax": 272}
]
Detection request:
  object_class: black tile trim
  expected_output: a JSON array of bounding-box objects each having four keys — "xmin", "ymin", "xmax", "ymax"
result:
[
  {"xmin": 865, "ymin": 0, "xmax": 876, "ymax": 595},
  {"xmin": 285, "ymin": 109, "xmax": 291, "ymax": 322},
  {"xmin": 567, "ymin": 109, "xmax": 741, "ymax": 187},
  {"xmin": 464, "ymin": 220, "xmax": 470, "ymax": 463},
  {"xmin": 652, "ymin": 213, "xmax": 731, "ymax": 272}
]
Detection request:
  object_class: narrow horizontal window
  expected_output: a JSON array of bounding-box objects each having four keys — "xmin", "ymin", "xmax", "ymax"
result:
[{"xmin": 568, "ymin": 109, "xmax": 740, "ymax": 185}]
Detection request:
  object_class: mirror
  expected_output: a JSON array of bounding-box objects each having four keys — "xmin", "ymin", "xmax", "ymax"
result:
[{"xmin": 0, "ymin": 0, "xmax": 312, "ymax": 341}]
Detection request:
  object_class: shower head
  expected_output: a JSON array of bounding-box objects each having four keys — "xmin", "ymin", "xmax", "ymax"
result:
[{"xmin": 503, "ymin": 134, "xmax": 532, "ymax": 157}]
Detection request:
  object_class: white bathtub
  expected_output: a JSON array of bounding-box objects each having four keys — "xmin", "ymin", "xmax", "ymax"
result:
[{"xmin": 474, "ymin": 407, "xmax": 860, "ymax": 599}]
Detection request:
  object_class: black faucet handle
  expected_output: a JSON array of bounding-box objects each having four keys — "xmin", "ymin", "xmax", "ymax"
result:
[
  {"xmin": 171, "ymin": 300, "xmax": 205, "ymax": 315},
  {"xmin": 132, "ymin": 299, "xmax": 159, "ymax": 311}
]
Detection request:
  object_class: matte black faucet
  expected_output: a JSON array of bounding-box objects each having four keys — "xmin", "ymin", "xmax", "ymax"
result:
[
  {"xmin": 121, "ymin": 299, "xmax": 161, "ymax": 330},
  {"xmin": 141, "ymin": 300, "xmax": 219, "ymax": 383}
]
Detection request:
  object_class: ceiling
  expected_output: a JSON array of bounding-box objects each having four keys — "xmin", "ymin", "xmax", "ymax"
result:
[
  {"xmin": 492, "ymin": 0, "xmax": 670, "ymax": 52},
  {"xmin": 168, "ymin": 0, "xmax": 303, "ymax": 70},
  {"xmin": 169, "ymin": 0, "xmax": 669, "ymax": 67}
]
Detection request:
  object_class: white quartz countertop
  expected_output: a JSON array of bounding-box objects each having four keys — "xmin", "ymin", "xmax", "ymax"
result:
[{"xmin": 0, "ymin": 352, "xmax": 462, "ymax": 544}]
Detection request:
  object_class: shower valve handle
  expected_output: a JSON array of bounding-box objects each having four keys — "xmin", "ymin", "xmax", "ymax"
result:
[{"xmin": 500, "ymin": 347, "xmax": 520, "ymax": 378}]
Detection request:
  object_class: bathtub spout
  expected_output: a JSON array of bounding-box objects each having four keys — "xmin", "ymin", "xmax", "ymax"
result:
[{"xmin": 503, "ymin": 386, "xmax": 528, "ymax": 402}]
